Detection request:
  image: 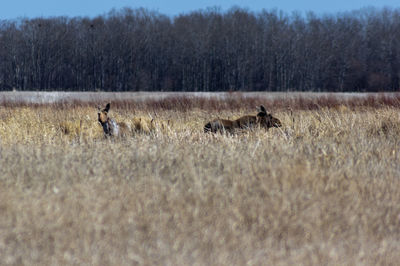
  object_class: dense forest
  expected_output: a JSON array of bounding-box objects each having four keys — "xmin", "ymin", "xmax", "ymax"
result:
[{"xmin": 0, "ymin": 7, "xmax": 400, "ymax": 92}]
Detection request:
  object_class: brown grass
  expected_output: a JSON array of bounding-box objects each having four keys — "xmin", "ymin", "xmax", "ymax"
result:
[
  {"xmin": 0, "ymin": 95, "xmax": 400, "ymax": 265},
  {"xmin": 2, "ymin": 92, "xmax": 400, "ymax": 112}
]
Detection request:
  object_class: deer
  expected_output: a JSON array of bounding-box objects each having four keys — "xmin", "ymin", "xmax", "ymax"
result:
[
  {"xmin": 204, "ymin": 105, "xmax": 282, "ymax": 133},
  {"xmin": 97, "ymin": 103, "xmax": 130, "ymax": 137}
]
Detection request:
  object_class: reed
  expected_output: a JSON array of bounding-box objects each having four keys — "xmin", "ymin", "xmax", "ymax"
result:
[{"xmin": 0, "ymin": 95, "xmax": 399, "ymax": 265}]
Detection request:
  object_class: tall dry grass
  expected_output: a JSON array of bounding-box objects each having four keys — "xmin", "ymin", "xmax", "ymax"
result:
[{"xmin": 0, "ymin": 96, "xmax": 399, "ymax": 265}]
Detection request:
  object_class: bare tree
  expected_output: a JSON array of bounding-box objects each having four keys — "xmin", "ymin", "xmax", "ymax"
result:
[{"xmin": 0, "ymin": 7, "xmax": 399, "ymax": 92}]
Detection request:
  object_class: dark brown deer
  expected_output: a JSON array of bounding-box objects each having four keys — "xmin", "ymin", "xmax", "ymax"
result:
[
  {"xmin": 98, "ymin": 103, "xmax": 130, "ymax": 137},
  {"xmin": 204, "ymin": 105, "xmax": 282, "ymax": 133}
]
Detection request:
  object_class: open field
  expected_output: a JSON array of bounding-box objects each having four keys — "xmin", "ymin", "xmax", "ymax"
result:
[
  {"xmin": 2, "ymin": 91, "xmax": 400, "ymax": 104},
  {"xmin": 0, "ymin": 93, "xmax": 400, "ymax": 265}
]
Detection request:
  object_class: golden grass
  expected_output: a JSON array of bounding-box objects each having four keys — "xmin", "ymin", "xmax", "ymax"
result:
[{"xmin": 0, "ymin": 103, "xmax": 400, "ymax": 265}]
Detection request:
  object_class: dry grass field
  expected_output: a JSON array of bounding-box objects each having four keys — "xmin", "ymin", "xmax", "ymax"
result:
[{"xmin": 0, "ymin": 93, "xmax": 400, "ymax": 265}]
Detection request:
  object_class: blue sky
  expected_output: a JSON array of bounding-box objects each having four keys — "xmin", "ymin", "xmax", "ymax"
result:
[{"xmin": 1, "ymin": 0, "xmax": 399, "ymax": 19}]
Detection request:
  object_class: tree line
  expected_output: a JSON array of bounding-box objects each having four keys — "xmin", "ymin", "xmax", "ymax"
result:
[{"xmin": 1, "ymin": 7, "xmax": 399, "ymax": 92}]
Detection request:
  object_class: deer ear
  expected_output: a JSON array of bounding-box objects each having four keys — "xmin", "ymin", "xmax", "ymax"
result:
[{"xmin": 105, "ymin": 103, "xmax": 110, "ymax": 112}]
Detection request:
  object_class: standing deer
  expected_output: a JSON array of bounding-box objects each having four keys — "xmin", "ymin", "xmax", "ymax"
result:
[
  {"xmin": 204, "ymin": 105, "xmax": 282, "ymax": 133},
  {"xmin": 98, "ymin": 103, "xmax": 130, "ymax": 137}
]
